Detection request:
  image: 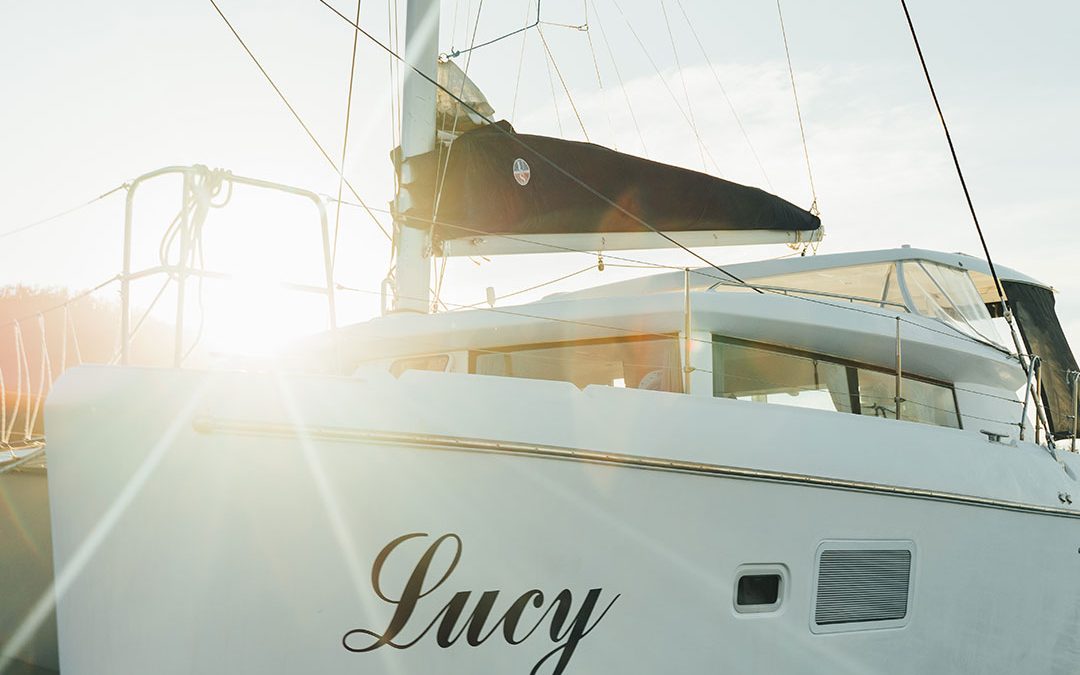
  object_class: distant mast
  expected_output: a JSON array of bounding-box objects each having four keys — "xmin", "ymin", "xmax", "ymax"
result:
[{"xmin": 392, "ymin": 0, "xmax": 439, "ymax": 314}]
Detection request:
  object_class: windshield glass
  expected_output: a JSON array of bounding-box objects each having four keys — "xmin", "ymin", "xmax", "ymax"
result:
[
  {"xmin": 726, "ymin": 262, "xmax": 907, "ymax": 310},
  {"xmin": 900, "ymin": 261, "xmax": 1006, "ymax": 346}
]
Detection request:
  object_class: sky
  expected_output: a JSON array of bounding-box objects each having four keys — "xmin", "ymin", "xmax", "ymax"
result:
[{"xmin": 1, "ymin": 0, "xmax": 1078, "ymax": 357}]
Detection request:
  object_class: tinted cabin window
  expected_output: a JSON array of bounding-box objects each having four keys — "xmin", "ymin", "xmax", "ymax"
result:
[
  {"xmin": 473, "ymin": 337, "xmax": 683, "ymax": 392},
  {"xmin": 737, "ymin": 574, "xmax": 780, "ymax": 607},
  {"xmin": 390, "ymin": 354, "xmax": 449, "ymax": 377},
  {"xmin": 713, "ymin": 337, "xmax": 959, "ymax": 429},
  {"xmin": 711, "ymin": 341, "xmax": 853, "ymax": 413}
]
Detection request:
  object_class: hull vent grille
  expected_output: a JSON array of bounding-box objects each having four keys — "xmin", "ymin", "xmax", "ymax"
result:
[{"xmin": 814, "ymin": 549, "xmax": 911, "ymax": 625}]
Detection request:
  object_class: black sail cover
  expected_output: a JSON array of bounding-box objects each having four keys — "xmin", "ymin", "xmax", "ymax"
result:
[
  {"xmin": 405, "ymin": 121, "xmax": 821, "ymax": 244},
  {"xmin": 1003, "ymin": 280, "xmax": 1080, "ymax": 439}
]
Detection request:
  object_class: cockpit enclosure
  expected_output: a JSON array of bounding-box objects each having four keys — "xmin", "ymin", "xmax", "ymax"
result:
[
  {"xmin": 720, "ymin": 259, "xmax": 1007, "ymax": 348},
  {"xmin": 1002, "ymin": 281, "xmax": 1080, "ymax": 440},
  {"xmin": 695, "ymin": 248, "xmax": 1078, "ymax": 440}
]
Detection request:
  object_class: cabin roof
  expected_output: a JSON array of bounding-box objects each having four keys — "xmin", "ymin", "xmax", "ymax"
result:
[{"xmin": 543, "ymin": 247, "xmax": 1047, "ymax": 303}]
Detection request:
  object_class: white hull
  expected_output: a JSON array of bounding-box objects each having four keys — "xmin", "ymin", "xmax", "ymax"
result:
[{"xmin": 21, "ymin": 365, "xmax": 1080, "ymax": 674}]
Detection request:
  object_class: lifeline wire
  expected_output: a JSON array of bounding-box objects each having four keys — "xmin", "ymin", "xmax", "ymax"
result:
[
  {"xmin": 0, "ymin": 184, "xmax": 128, "ymax": 240},
  {"xmin": 314, "ymin": 0, "xmax": 761, "ymax": 292}
]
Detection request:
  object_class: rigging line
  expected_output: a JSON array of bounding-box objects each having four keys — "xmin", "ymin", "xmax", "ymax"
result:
[
  {"xmin": 673, "ymin": 0, "xmax": 772, "ymax": 190},
  {"xmin": 332, "ymin": 0, "xmax": 364, "ymax": 274},
  {"xmin": 538, "ymin": 26, "xmax": 590, "ymax": 141},
  {"xmin": 433, "ymin": 0, "xmax": 485, "ymax": 219},
  {"xmin": 447, "ymin": 0, "xmax": 541, "ymax": 58},
  {"xmin": 208, "ymin": 0, "xmax": 391, "ymax": 242},
  {"xmin": 449, "ymin": 0, "xmax": 462, "ymax": 48},
  {"xmin": 389, "ymin": 0, "xmax": 403, "ymax": 153},
  {"xmin": 582, "ymin": 1, "xmax": 616, "ymax": 150},
  {"xmin": 316, "ymin": 0, "xmax": 759, "ymax": 291},
  {"xmin": 899, "ymin": 0, "xmax": 1006, "ymax": 306},
  {"xmin": 609, "ymin": 0, "xmax": 723, "ymax": 176},
  {"xmin": 539, "ymin": 28, "xmax": 565, "ymax": 136},
  {"xmin": 0, "ymin": 364, "xmax": 6, "ymax": 449},
  {"xmin": 454, "ymin": 263, "xmax": 598, "ymax": 309},
  {"xmin": 68, "ymin": 307, "xmax": 83, "ymax": 365},
  {"xmin": 1, "ymin": 184, "xmax": 128, "ymax": 240},
  {"xmin": 539, "ymin": 20, "xmax": 587, "ymax": 30},
  {"xmin": 432, "ymin": 0, "xmax": 487, "ymax": 311},
  {"xmin": 510, "ymin": 0, "xmax": 532, "ymax": 123},
  {"xmin": 775, "ymin": 0, "xmax": 818, "ymax": 215},
  {"xmin": 25, "ymin": 315, "xmax": 51, "ymax": 441},
  {"xmin": 4, "ymin": 324, "xmax": 22, "ymax": 443},
  {"xmin": 588, "ymin": 0, "xmax": 647, "ymax": 156},
  {"xmin": 108, "ymin": 276, "xmax": 174, "ymax": 366},
  {"xmin": 659, "ymin": 0, "xmax": 706, "ymax": 171},
  {"xmin": 387, "ymin": 2, "xmax": 398, "ymax": 187},
  {"xmin": 537, "ymin": 28, "xmax": 570, "ymax": 135}
]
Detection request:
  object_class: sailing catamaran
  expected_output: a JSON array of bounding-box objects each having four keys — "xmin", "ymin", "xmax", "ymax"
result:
[{"xmin": 2, "ymin": 1, "xmax": 1079, "ymax": 673}]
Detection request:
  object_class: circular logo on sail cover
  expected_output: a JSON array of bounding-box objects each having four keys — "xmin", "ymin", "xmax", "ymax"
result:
[{"xmin": 512, "ymin": 158, "xmax": 531, "ymax": 186}]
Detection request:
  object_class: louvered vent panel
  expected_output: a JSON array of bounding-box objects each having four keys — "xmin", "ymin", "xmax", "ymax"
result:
[{"xmin": 815, "ymin": 549, "xmax": 911, "ymax": 625}]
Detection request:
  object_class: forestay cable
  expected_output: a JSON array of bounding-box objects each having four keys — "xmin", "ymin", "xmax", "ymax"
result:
[{"xmin": 898, "ymin": 0, "xmax": 1006, "ymax": 307}]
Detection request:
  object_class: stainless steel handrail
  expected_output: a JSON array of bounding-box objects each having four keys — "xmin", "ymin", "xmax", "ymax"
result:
[
  {"xmin": 1019, "ymin": 355, "xmax": 1041, "ymax": 442},
  {"xmin": 1069, "ymin": 369, "xmax": 1079, "ymax": 452},
  {"xmin": 120, "ymin": 165, "xmax": 337, "ymax": 366}
]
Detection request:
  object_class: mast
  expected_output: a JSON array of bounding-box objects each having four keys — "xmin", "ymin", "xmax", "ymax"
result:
[{"xmin": 392, "ymin": 0, "xmax": 439, "ymax": 313}]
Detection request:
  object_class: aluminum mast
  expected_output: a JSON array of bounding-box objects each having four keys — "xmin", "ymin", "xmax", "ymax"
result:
[{"xmin": 391, "ymin": 0, "xmax": 439, "ymax": 313}]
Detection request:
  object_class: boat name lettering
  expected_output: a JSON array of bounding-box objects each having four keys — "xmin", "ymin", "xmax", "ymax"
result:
[{"xmin": 342, "ymin": 532, "xmax": 619, "ymax": 675}]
